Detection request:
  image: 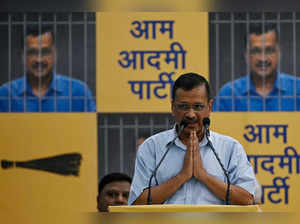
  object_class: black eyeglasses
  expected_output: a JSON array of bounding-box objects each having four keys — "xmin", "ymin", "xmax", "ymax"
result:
[
  {"xmin": 174, "ymin": 103, "xmax": 207, "ymax": 112},
  {"xmin": 248, "ymin": 46, "xmax": 277, "ymax": 56}
]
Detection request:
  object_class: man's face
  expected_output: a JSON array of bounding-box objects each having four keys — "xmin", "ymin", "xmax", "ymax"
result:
[
  {"xmin": 97, "ymin": 181, "xmax": 130, "ymax": 212},
  {"xmin": 246, "ymin": 30, "xmax": 279, "ymax": 79},
  {"xmin": 24, "ymin": 32, "xmax": 55, "ymax": 79},
  {"xmin": 171, "ymin": 85, "xmax": 213, "ymax": 137}
]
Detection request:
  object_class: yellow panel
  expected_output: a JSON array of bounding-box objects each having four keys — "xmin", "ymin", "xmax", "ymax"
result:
[
  {"xmin": 211, "ymin": 112, "xmax": 300, "ymax": 212},
  {"xmin": 109, "ymin": 204, "xmax": 260, "ymax": 212},
  {"xmin": 0, "ymin": 113, "xmax": 98, "ymax": 224},
  {"xmin": 97, "ymin": 12, "xmax": 209, "ymax": 112}
]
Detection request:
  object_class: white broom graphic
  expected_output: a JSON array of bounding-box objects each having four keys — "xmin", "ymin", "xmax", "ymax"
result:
[{"xmin": 1, "ymin": 153, "xmax": 82, "ymax": 176}]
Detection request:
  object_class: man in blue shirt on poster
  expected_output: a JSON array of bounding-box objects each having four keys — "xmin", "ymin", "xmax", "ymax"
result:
[
  {"xmin": 213, "ymin": 23, "xmax": 300, "ymax": 112},
  {"xmin": 0, "ymin": 25, "xmax": 96, "ymax": 112}
]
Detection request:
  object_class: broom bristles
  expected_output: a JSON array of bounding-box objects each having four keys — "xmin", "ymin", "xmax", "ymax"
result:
[{"xmin": 1, "ymin": 153, "xmax": 82, "ymax": 176}]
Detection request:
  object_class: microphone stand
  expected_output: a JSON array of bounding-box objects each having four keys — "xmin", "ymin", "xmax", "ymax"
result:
[
  {"xmin": 205, "ymin": 132, "xmax": 231, "ymax": 205},
  {"xmin": 147, "ymin": 122, "xmax": 186, "ymax": 205}
]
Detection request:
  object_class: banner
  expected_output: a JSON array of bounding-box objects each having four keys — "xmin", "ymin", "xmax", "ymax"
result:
[
  {"xmin": 211, "ymin": 112, "xmax": 300, "ymax": 212},
  {"xmin": 0, "ymin": 114, "xmax": 98, "ymax": 223},
  {"xmin": 97, "ymin": 12, "xmax": 209, "ymax": 112}
]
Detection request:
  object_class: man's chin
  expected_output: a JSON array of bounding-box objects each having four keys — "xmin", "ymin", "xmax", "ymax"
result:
[
  {"xmin": 30, "ymin": 72, "xmax": 50, "ymax": 78},
  {"xmin": 254, "ymin": 68, "xmax": 275, "ymax": 77},
  {"xmin": 254, "ymin": 72, "xmax": 270, "ymax": 78}
]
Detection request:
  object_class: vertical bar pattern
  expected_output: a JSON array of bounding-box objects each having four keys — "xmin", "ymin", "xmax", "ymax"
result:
[
  {"xmin": 68, "ymin": 13, "xmax": 72, "ymax": 112},
  {"xmin": 8, "ymin": 14, "xmax": 11, "ymax": 112},
  {"xmin": 119, "ymin": 117, "xmax": 124, "ymax": 172},
  {"xmin": 2, "ymin": 13, "xmax": 96, "ymax": 113},
  {"xmin": 38, "ymin": 13, "xmax": 42, "ymax": 112},
  {"xmin": 104, "ymin": 117, "xmax": 108, "ymax": 174},
  {"xmin": 53, "ymin": 13, "xmax": 57, "ymax": 111},
  {"xmin": 293, "ymin": 12, "xmax": 297, "ymax": 109},
  {"xmin": 246, "ymin": 13, "xmax": 251, "ymax": 111},
  {"xmin": 23, "ymin": 13, "xmax": 27, "ymax": 112},
  {"xmin": 209, "ymin": 12, "xmax": 300, "ymax": 112},
  {"xmin": 97, "ymin": 114, "xmax": 174, "ymax": 180},
  {"xmin": 230, "ymin": 13, "xmax": 235, "ymax": 110},
  {"xmin": 277, "ymin": 13, "xmax": 281, "ymax": 110},
  {"xmin": 215, "ymin": 13, "xmax": 220, "ymax": 110},
  {"xmin": 84, "ymin": 12, "xmax": 88, "ymax": 112}
]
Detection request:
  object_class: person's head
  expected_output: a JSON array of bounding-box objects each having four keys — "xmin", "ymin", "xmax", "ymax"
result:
[
  {"xmin": 171, "ymin": 72, "xmax": 213, "ymax": 139},
  {"xmin": 245, "ymin": 23, "xmax": 279, "ymax": 80},
  {"xmin": 22, "ymin": 25, "xmax": 56, "ymax": 80},
  {"xmin": 97, "ymin": 173, "xmax": 132, "ymax": 212}
]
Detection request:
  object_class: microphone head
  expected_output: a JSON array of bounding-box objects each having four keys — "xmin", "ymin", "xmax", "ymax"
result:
[
  {"xmin": 180, "ymin": 118, "xmax": 189, "ymax": 128},
  {"xmin": 202, "ymin": 117, "xmax": 210, "ymax": 126}
]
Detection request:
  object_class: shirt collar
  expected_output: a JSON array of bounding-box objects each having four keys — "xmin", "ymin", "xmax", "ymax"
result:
[
  {"xmin": 242, "ymin": 71, "xmax": 286, "ymax": 95},
  {"xmin": 16, "ymin": 73, "xmax": 63, "ymax": 96},
  {"xmin": 48, "ymin": 74, "xmax": 64, "ymax": 93}
]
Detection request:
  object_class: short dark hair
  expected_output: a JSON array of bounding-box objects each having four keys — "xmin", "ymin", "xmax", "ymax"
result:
[
  {"xmin": 245, "ymin": 23, "xmax": 278, "ymax": 49},
  {"xmin": 21, "ymin": 24, "xmax": 55, "ymax": 49},
  {"xmin": 172, "ymin": 72, "xmax": 211, "ymax": 102},
  {"xmin": 98, "ymin": 173, "xmax": 132, "ymax": 196}
]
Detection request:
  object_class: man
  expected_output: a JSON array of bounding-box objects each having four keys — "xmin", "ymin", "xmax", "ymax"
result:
[
  {"xmin": 213, "ymin": 23, "xmax": 300, "ymax": 111},
  {"xmin": 0, "ymin": 25, "xmax": 96, "ymax": 112},
  {"xmin": 129, "ymin": 73, "xmax": 256, "ymax": 205},
  {"xmin": 97, "ymin": 172, "xmax": 132, "ymax": 212}
]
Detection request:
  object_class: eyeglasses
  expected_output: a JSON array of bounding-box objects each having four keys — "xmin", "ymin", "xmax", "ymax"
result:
[
  {"xmin": 26, "ymin": 48, "xmax": 52, "ymax": 57},
  {"xmin": 174, "ymin": 103, "xmax": 207, "ymax": 112},
  {"xmin": 248, "ymin": 46, "xmax": 277, "ymax": 56}
]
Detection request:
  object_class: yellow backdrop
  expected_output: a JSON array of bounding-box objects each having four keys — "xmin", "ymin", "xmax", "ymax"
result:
[
  {"xmin": 0, "ymin": 114, "xmax": 98, "ymax": 223},
  {"xmin": 211, "ymin": 112, "xmax": 300, "ymax": 212},
  {"xmin": 97, "ymin": 12, "xmax": 209, "ymax": 112}
]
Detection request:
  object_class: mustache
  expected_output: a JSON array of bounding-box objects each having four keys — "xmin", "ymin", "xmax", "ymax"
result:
[
  {"xmin": 255, "ymin": 61, "xmax": 271, "ymax": 68},
  {"xmin": 32, "ymin": 62, "xmax": 48, "ymax": 69},
  {"xmin": 182, "ymin": 117, "xmax": 200, "ymax": 125}
]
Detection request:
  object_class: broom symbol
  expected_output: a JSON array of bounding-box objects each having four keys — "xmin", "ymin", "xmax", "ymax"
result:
[{"xmin": 1, "ymin": 153, "xmax": 82, "ymax": 176}]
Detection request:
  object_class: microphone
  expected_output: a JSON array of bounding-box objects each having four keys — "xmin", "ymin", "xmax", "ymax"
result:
[
  {"xmin": 202, "ymin": 117, "xmax": 231, "ymax": 205},
  {"xmin": 203, "ymin": 117, "xmax": 210, "ymax": 137},
  {"xmin": 147, "ymin": 119, "xmax": 188, "ymax": 205}
]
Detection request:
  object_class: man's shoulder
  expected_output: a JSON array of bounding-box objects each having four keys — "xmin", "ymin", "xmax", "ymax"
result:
[
  {"xmin": 55, "ymin": 74, "xmax": 87, "ymax": 86},
  {"xmin": 54, "ymin": 74, "xmax": 91, "ymax": 94},
  {"xmin": 217, "ymin": 76, "xmax": 248, "ymax": 95},
  {"xmin": 148, "ymin": 129, "xmax": 174, "ymax": 142},
  {"xmin": 0, "ymin": 77, "xmax": 25, "ymax": 94},
  {"xmin": 141, "ymin": 129, "xmax": 174, "ymax": 148},
  {"xmin": 279, "ymin": 72, "xmax": 300, "ymax": 82},
  {"xmin": 210, "ymin": 131, "xmax": 240, "ymax": 147}
]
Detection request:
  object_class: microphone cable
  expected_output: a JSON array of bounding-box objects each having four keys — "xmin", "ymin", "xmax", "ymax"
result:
[{"xmin": 203, "ymin": 117, "xmax": 231, "ymax": 205}]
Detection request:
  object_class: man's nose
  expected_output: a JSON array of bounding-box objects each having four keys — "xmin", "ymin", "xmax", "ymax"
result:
[
  {"xmin": 114, "ymin": 194, "xmax": 127, "ymax": 205},
  {"xmin": 256, "ymin": 51, "xmax": 270, "ymax": 61},
  {"xmin": 185, "ymin": 108, "xmax": 197, "ymax": 118}
]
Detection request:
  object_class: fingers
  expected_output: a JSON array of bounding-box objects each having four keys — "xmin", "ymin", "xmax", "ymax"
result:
[{"xmin": 191, "ymin": 131, "xmax": 198, "ymax": 152}]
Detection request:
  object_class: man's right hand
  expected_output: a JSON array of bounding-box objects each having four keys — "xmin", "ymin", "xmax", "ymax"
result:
[{"xmin": 180, "ymin": 131, "xmax": 194, "ymax": 181}]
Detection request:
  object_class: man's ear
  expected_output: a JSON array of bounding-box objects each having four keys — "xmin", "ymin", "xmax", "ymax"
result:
[{"xmin": 208, "ymin": 99, "xmax": 214, "ymax": 113}]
